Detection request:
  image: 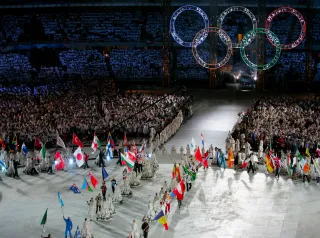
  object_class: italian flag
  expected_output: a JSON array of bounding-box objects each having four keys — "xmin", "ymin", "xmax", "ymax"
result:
[
  {"xmin": 40, "ymin": 144, "xmax": 46, "ymax": 160},
  {"xmin": 121, "ymin": 153, "xmax": 134, "ymax": 171},
  {"xmin": 91, "ymin": 133, "xmax": 101, "ymax": 152}
]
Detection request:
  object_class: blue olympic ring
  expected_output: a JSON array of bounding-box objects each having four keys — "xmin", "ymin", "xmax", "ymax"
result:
[{"xmin": 170, "ymin": 5, "xmax": 209, "ymax": 47}]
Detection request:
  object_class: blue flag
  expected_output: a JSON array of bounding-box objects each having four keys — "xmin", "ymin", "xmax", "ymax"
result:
[
  {"xmin": 107, "ymin": 141, "xmax": 113, "ymax": 160},
  {"xmin": 58, "ymin": 192, "xmax": 64, "ymax": 207},
  {"xmin": 22, "ymin": 143, "xmax": 28, "ymax": 156},
  {"xmin": 0, "ymin": 160, "xmax": 7, "ymax": 170},
  {"xmin": 102, "ymin": 167, "xmax": 109, "ymax": 180},
  {"xmin": 68, "ymin": 184, "xmax": 81, "ymax": 194}
]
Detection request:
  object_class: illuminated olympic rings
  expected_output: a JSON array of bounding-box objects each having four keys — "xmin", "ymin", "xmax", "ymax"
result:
[
  {"xmin": 192, "ymin": 27, "xmax": 233, "ymax": 70},
  {"xmin": 217, "ymin": 6, "xmax": 257, "ymax": 48},
  {"xmin": 170, "ymin": 5, "xmax": 209, "ymax": 47},
  {"xmin": 265, "ymin": 7, "xmax": 306, "ymax": 50},
  {"xmin": 170, "ymin": 5, "xmax": 305, "ymax": 70},
  {"xmin": 240, "ymin": 28, "xmax": 282, "ymax": 71}
]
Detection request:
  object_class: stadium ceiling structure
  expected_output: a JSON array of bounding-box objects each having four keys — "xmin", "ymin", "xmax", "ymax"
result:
[{"xmin": 0, "ymin": 0, "xmax": 317, "ymax": 8}]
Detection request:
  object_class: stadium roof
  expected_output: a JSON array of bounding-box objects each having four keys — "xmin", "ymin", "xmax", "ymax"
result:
[{"xmin": 0, "ymin": 0, "xmax": 313, "ymax": 8}]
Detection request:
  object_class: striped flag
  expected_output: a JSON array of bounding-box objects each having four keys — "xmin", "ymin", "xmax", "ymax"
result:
[
  {"xmin": 201, "ymin": 133, "xmax": 204, "ymax": 146},
  {"xmin": 121, "ymin": 153, "xmax": 134, "ymax": 171}
]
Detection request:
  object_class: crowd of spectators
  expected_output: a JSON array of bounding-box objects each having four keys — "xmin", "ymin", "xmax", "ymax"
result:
[
  {"xmin": 59, "ymin": 49, "xmax": 109, "ymax": 80},
  {"xmin": 110, "ymin": 48, "xmax": 162, "ymax": 78},
  {"xmin": 232, "ymin": 96, "xmax": 320, "ymax": 154},
  {"xmin": 0, "ymin": 53, "xmax": 33, "ymax": 83},
  {"xmin": 176, "ymin": 48, "xmax": 208, "ymax": 79},
  {"xmin": 0, "ymin": 78, "xmax": 190, "ymax": 149}
]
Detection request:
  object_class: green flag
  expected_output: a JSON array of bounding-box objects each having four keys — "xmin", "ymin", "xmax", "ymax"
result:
[
  {"xmin": 88, "ymin": 183, "xmax": 93, "ymax": 192},
  {"xmin": 183, "ymin": 166, "xmax": 196, "ymax": 181},
  {"xmin": 40, "ymin": 209, "xmax": 48, "ymax": 225},
  {"xmin": 40, "ymin": 144, "xmax": 46, "ymax": 160}
]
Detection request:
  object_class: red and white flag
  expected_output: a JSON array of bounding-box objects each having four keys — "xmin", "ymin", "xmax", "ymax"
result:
[
  {"xmin": 72, "ymin": 133, "xmax": 84, "ymax": 148},
  {"xmin": 54, "ymin": 151, "xmax": 65, "ymax": 171},
  {"xmin": 127, "ymin": 151, "xmax": 137, "ymax": 162},
  {"xmin": 73, "ymin": 147, "xmax": 84, "ymax": 167}
]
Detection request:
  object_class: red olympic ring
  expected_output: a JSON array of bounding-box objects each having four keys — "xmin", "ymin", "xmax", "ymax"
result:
[{"xmin": 265, "ymin": 6, "xmax": 306, "ymax": 50}]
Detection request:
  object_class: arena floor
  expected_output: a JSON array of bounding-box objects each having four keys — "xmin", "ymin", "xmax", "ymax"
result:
[{"xmin": 1, "ymin": 87, "xmax": 319, "ymax": 238}]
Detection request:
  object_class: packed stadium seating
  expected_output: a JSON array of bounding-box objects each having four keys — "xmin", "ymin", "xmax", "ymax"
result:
[
  {"xmin": 110, "ymin": 48, "xmax": 162, "ymax": 78},
  {"xmin": 0, "ymin": 53, "xmax": 33, "ymax": 83},
  {"xmin": 59, "ymin": 49, "xmax": 109, "ymax": 79}
]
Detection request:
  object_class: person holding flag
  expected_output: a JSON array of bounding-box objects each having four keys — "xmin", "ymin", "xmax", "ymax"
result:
[
  {"xmin": 63, "ymin": 216, "xmax": 73, "ymax": 238},
  {"xmin": 203, "ymin": 150, "xmax": 209, "ymax": 170}
]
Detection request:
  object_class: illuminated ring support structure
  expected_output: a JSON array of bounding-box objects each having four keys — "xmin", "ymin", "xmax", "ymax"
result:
[
  {"xmin": 240, "ymin": 28, "xmax": 281, "ymax": 71},
  {"xmin": 170, "ymin": 5, "xmax": 209, "ymax": 47},
  {"xmin": 217, "ymin": 6, "xmax": 257, "ymax": 48},
  {"xmin": 265, "ymin": 7, "xmax": 306, "ymax": 50},
  {"xmin": 192, "ymin": 27, "xmax": 233, "ymax": 70}
]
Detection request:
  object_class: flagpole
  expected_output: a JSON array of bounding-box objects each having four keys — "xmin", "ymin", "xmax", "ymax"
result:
[{"xmin": 61, "ymin": 205, "xmax": 64, "ymax": 217}]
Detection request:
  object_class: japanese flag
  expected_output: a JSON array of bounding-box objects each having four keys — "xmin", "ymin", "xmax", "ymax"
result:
[{"xmin": 73, "ymin": 147, "xmax": 84, "ymax": 167}]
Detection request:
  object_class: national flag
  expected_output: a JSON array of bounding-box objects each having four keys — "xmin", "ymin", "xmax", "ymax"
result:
[
  {"xmin": 81, "ymin": 178, "xmax": 93, "ymax": 192},
  {"xmin": 154, "ymin": 210, "xmax": 168, "ymax": 230},
  {"xmin": 34, "ymin": 137, "xmax": 43, "ymax": 148},
  {"xmin": 303, "ymin": 163, "xmax": 310, "ymax": 173},
  {"xmin": 190, "ymin": 137, "xmax": 195, "ymax": 155},
  {"xmin": 102, "ymin": 167, "xmax": 109, "ymax": 180},
  {"xmin": 73, "ymin": 147, "xmax": 84, "ymax": 167},
  {"xmin": 201, "ymin": 133, "xmax": 204, "ymax": 146},
  {"xmin": 91, "ymin": 133, "xmax": 101, "ymax": 152},
  {"xmin": 120, "ymin": 153, "xmax": 127, "ymax": 166},
  {"xmin": 40, "ymin": 144, "xmax": 46, "ymax": 160},
  {"xmin": 21, "ymin": 143, "xmax": 28, "ymax": 156},
  {"xmin": 195, "ymin": 146, "xmax": 202, "ymax": 162},
  {"xmin": 89, "ymin": 171, "xmax": 99, "ymax": 188},
  {"xmin": 0, "ymin": 159, "xmax": 7, "ymax": 170},
  {"xmin": 40, "ymin": 209, "xmax": 48, "ymax": 225},
  {"xmin": 0, "ymin": 138, "xmax": 6, "ymax": 148},
  {"xmin": 54, "ymin": 151, "xmax": 65, "ymax": 171},
  {"xmin": 68, "ymin": 184, "xmax": 81, "ymax": 194},
  {"xmin": 241, "ymin": 160, "xmax": 248, "ymax": 169},
  {"xmin": 305, "ymin": 147, "xmax": 310, "ymax": 157},
  {"xmin": 124, "ymin": 132, "xmax": 127, "ymax": 148},
  {"xmin": 56, "ymin": 133, "xmax": 66, "ymax": 150},
  {"xmin": 314, "ymin": 159, "xmax": 320, "ymax": 174},
  {"xmin": 182, "ymin": 166, "xmax": 196, "ymax": 181},
  {"xmin": 175, "ymin": 166, "xmax": 181, "ymax": 182},
  {"xmin": 127, "ymin": 151, "xmax": 136, "ymax": 162},
  {"xmin": 265, "ymin": 154, "xmax": 274, "ymax": 173},
  {"xmin": 203, "ymin": 151, "xmax": 209, "ymax": 167},
  {"xmin": 121, "ymin": 153, "xmax": 134, "ymax": 172},
  {"xmin": 138, "ymin": 140, "xmax": 146, "ymax": 153},
  {"xmin": 12, "ymin": 135, "xmax": 18, "ymax": 150},
  {"xmin": 227, "ymin": 147, "xmax": 234, "ymax": 168},
  {"xmin": 131, "ymin": 140, "xmax": 137, "ymax": 155},
  {"xmin": 57, "ymin": 192, "xmax": 64, "ymax": 207},
  {"xmin": 72, "ymin": 133, "xmax": 84, "ymax": 148},
  {"xmin": 106, "ymin": 141, "xmax": 113, "ymax": 160},
  {"xmin": 172, "ymin": 179, "xmax": 185, "ymax": 200},
  {"xmin": 171, "ymin": 165, "xmax": 176, "ymax": 179},
  {"xmin": 107, "ymin": 132, "xmax": 115, "ymax": 148}
]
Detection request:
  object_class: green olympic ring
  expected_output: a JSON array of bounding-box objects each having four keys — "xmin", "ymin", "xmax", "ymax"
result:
[{"xmin": 240, "ymin": 28, "xmax": 281, "ymax": 71}]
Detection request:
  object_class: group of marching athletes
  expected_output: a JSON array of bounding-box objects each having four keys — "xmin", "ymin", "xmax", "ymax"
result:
[{"xmin": 166, "ymin": 135, "xmax": 320, "ymax": 184}]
